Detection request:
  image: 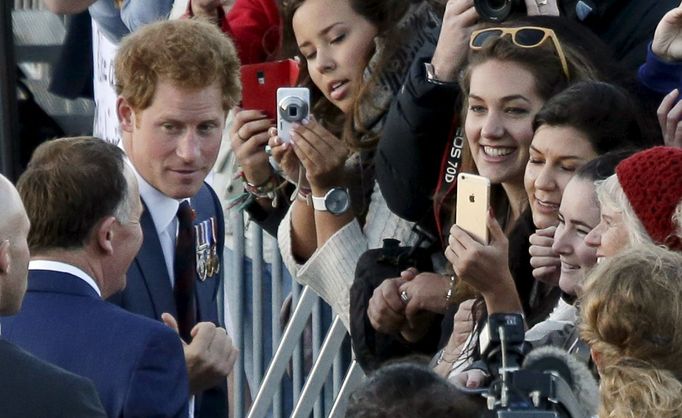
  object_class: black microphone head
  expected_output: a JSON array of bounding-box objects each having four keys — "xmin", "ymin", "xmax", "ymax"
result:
[{"xmin": 522, "ymin": 346, "xmax": 599, "ymax": 416}]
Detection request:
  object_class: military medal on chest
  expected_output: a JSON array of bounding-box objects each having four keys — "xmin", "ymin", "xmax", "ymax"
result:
[{"xmin": 194, "ymin": 217, "xmax": 220, "ymax": 281}]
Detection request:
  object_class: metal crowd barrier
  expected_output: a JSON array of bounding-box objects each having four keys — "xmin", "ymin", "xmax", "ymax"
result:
[
  {"xmin": 13, "ymin": 0, "xmax": 43, "ymax": 10},
  {"xmin": 227, "ymin": 211, "xmax": 365, "ymax": 418}
]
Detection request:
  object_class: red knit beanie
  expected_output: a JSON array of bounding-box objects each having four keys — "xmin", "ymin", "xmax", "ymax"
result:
[{"xmin": 616, "ymin": 146, "xmax": 682, "ymax": 251}]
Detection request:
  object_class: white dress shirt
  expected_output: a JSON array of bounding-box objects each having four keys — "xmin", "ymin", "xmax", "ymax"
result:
[{"xmin": 128, "ymin": 162, "xmax": 191, "ymax": 287}]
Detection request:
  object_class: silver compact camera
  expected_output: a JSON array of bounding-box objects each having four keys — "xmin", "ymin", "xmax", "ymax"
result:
[{"xmin": 277, "ymin": 87, "xmax": 310, "ymax": 143}]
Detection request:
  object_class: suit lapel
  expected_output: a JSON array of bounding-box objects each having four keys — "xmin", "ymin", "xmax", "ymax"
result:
[{"xmin": 135, "ymin": 202, "xmax": 177, "ymax": 318}]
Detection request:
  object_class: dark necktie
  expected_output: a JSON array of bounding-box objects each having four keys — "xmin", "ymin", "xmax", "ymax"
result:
[{"xmin": 174, "ymin": 200, "xmax": 196, "ymax": 343}]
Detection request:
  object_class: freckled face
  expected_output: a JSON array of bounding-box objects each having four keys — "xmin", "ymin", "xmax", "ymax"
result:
[
  {"xmin": 120, "ymin": 80, "xmax": 226, "ymax": 199},
  {"xmin": 293, "ymin": 0, "xmax": 378, "ymax": 114},
  {"xmin": 525, "ymin": 125, "xmax": 597, "ymax": 229},
  {"xmin": 465, "ymin": 60, "xmax": 545, "ymax": 187}
]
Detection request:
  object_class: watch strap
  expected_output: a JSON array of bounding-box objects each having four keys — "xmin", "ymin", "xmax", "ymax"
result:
[
  {"xmin": 424, "ymin": 62, "xmax": 457, "ymax": 86},
  {"xmin": 311, "ymin": 194, "xmax": 327, "ymax": 211}
]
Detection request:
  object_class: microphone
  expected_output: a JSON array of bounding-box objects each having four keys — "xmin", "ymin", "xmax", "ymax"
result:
[{"xmin": 522, "ymin": 346, "xmax": 599, "ymax": 417}]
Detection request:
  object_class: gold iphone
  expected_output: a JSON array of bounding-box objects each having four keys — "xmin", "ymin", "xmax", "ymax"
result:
[{"xmin": 456, "ymin": 173, "xmax": 491, "ymax": 245}]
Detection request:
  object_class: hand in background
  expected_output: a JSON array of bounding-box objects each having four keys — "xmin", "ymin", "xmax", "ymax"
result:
[
  {"xmin": 431, "ymin": 0, "xmax": 479, "ymax": 82},
  {"xmin": 529, "ymin": 226, "xmax": 560, "ymax": 286},
  {"xmin": 367, "ymin": 277, "xmax": 408, "ymax": 335},
  {"xmin": 190, "ymin": 0, "xmax": 233, "ymax": 22},
  {"xmin": 434, "ymin": 299, "xmax": 476, "ymax": 377},
  {"xmin": 230, "ymin": 108, "xmax": 275, "ymax": 186},
  {"xmin": 652, "ymin": 2, "xmax": 682, "ymax": 62},
  {"xmin": 657, "ymin": 89, "xmax": 682, "ymax": 148}
]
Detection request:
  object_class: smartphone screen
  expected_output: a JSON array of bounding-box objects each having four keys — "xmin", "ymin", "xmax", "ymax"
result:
[
  {"xmin": 456, "ymin": 173, "xmax": 491, "ymax": 244},
  {"xmin": 239, "ymin": 59, "xmax": 300, "ymax": 119}
]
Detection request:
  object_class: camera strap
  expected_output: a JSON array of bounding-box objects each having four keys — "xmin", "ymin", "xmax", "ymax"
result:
[{"xmin": 433, "ymin": 118, "xmax": 465, "ymax": 246}]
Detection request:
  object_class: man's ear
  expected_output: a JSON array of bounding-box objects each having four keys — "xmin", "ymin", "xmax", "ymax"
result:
[
  {"xmin": 0, "ymin": 240, "xmax": 11, "ymax": 274},
  {"xmin": 117, "ymin": 96, "xmax": 135, "ymax": 133},
  {"xmin": 96, "ymin": 217, "xmax": 117, "ymax": 255}
]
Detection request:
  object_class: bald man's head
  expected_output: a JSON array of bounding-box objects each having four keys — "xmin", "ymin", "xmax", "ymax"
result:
[{"xmin": 0, "ymin": 175, "xmax": 30, "ymax": 315}]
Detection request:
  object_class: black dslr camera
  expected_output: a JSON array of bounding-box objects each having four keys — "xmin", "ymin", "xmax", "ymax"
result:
[
  {"xmin": 479, "ymin": 313, "xmax": 596, "ymax": 418},
  {"xmin": 474, "ymin": 0, "xmax": 526, "ymax": 22}
]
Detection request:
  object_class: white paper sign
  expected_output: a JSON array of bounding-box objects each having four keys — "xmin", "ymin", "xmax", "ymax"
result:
[{"xmin": 92, "ymin": 19, "xmax": 121, "ymax": 145}]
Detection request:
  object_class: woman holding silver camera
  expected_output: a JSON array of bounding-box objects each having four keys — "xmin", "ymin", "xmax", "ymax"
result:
[{"xmin": 266, "ymin": 0, "xmax": 442, "ymax": 329}]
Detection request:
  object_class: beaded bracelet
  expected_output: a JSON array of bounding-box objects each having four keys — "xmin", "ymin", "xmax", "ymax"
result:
[{"xmin": 238, "ymin": 170, "xmax": 288, "ymax": 208}]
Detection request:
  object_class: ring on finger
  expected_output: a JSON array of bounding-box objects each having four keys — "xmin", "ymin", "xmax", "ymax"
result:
[
  {"xmin": 400, "ymin": 290, "xmax": 410, "ymax": 304},
  {"xmin": 264, "ymin": 144, "xmax": 272, "ymax": 156}
]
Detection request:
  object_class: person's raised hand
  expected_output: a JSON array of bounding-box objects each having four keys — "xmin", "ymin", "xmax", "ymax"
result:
[
  {"xmin": 367, "ymin": 277, "xmax": 407, "ymax": 335},
  {"xmin": 652, "ymin": 2, "xmax": 682, "ymax": 62},
  {"xmin": 445, "ymin": 210, "xmax": 511, "ymax": 295},
  {"xmin": 268, "ymin": 127, "xmax": 305, "ymax": 187},
  {"xmin": 658, "ymin": 89, "xmax": 682, "ymax": 148},
  {"xmin": 445, "ymin": 211, "xmax": 522, "ymax": 313},
  {"xmin": 190, "ymin": 0, "xmax": 233, "ymax": 22},
  {"xmin": 289, "ymin": 117, "xmax": 349, "ymax": 194},
  {"xmin": 230, "ymin": 108, "xmax": 275, "ymax": 186},
  {"xmin": 430, "ymin": 0, "xmax": 479, "ymax": 82},
  {"xmin": 529, "ymin": 226, "xmax": 560, "ymax": 286},
  {"xmin": 162, "ymin": 313, "xmax": 238, "ymax": 394}
]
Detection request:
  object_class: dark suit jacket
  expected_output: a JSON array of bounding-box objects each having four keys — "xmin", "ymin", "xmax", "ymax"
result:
[
  {"xmin": 3, "ymin": 270, "xmax": 189, "ymax": 418},
  {"xmin": 109, "ymin": 182, "xmax": 227, "ymax": 417},
  {"xmin": 0, "ymin": 339, "xmax": 106, "ymax": 418}
]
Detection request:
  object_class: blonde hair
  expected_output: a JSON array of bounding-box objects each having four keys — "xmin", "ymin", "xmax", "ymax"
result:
[
  {"xmin": 115, "ymin": 19, "xmax": 241, "ymax": 112},
  {"xmin": 595, "ymin": 174, "xmax": 682, "ymax": 250},
  {"xmin": 580, "ymin": 245, "xmax": 682, "ymax": 418}
]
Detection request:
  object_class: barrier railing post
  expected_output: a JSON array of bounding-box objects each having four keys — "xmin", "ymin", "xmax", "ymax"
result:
[
  {"xmin": 251, "ymin": 225, "xmax": 264, "ymax": 389},
  {"xmin": 230, "ymin": 210, "xmax": 246, "ymax": 418}
]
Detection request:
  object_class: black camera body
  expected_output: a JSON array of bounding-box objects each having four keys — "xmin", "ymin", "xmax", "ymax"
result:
[
  {"xmin": 481, "ymin": 314, "xmax": 594, "ymax": 418},
  {"xmin": 474, "ymin": 0, "xmax": 527, "ymax": 22}
]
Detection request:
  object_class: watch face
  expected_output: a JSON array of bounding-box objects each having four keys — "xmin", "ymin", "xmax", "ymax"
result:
[{"xmin": 326, "ymin": 188, "xmax": 350, "ymax": 215}]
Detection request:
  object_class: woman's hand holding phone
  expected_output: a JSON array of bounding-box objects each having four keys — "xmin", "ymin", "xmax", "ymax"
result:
[
  {"xmin": 446, "ymin": 210, "xmax": 523, "ymax": 314},
  {"xmin": 446, "ymin": 210, "xmax": 511, "ymax": 294}
]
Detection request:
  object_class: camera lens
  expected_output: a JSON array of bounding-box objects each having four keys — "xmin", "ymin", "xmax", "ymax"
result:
[
  {"xmin": 278, "ymin": 96, "xmax": 309, "ymax": 122},
  {"xmin": 487, "ymin": 0, "xmax": 506, "ymax": 10},
  {"xmin": 474, "ymin": 0, "xmax": 526, "ymax": 22}
]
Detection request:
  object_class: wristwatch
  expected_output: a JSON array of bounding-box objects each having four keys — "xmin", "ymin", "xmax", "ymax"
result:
[
  {"xmin": 312, "ymin": 187, "xmax": 350, "ymax": 215},
  {"xmin": 424, "ymin": 62, "xmax": 456, "ymax": 86}
]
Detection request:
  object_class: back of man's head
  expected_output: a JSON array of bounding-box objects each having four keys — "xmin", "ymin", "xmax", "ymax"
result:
[
  {"xmin": 115, "ymin": 19, "xmax": 241, "ymax": 113},
  {"xmin": 0, "ymin": 174, "xmax": 30, "ymax": 315},
  {"xmin": 345, "ymin": 359, "xmax": 488, "ymax": 418},
  {"xmin": 17, "ymin": 137, "xmax": 128, "ymax": 253}
]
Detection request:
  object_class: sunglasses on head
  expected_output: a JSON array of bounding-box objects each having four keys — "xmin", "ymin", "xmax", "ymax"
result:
[{"xmin": 469, "ymin": 26, "xmax": 571, "ymax": 81}]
